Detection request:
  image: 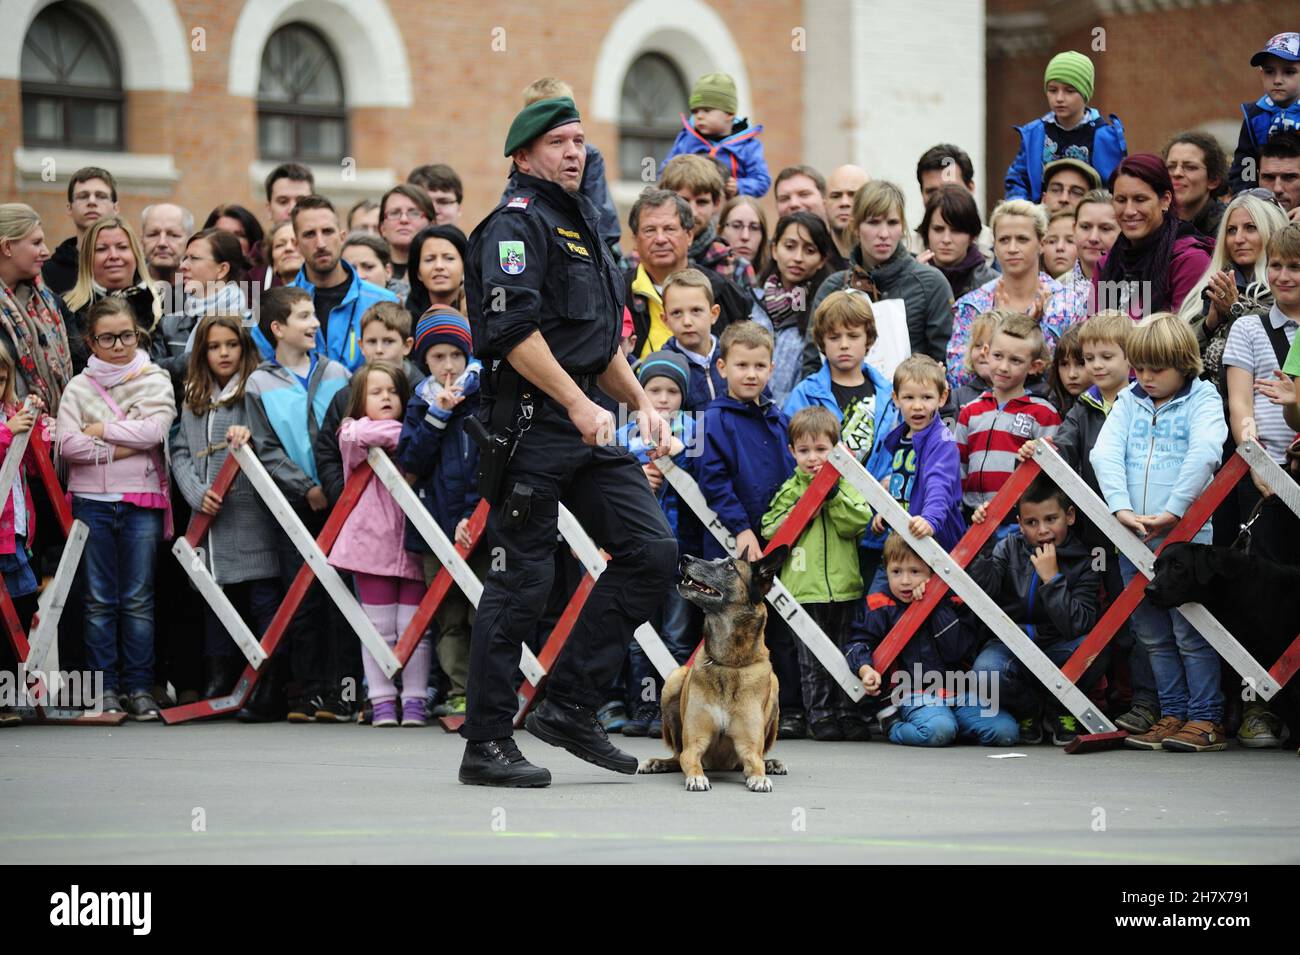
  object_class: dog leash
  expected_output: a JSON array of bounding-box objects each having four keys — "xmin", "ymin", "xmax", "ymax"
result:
[{"xmin": 1231, "ymin": 498, "xmax": 1266, "ymax": 552}]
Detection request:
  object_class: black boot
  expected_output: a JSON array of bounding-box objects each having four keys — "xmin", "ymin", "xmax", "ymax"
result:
[
  {"xmin": 202, "ymin": 655, "xmax": 242, "ymax": 700},
  {"xmin": 524, "ymin": 698, "xmax": 638, "ymax": 774},
  {"xmin": 237, "ymin": 666, "xmax": 284, "ymax": 723},
  {"xmin": 458, "ymin": 738, "xmax": 551, "ymax": 788}
]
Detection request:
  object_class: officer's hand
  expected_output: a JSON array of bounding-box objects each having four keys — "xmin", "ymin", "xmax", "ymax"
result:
[
  {"xmin": 636, "ymin": 405, "xmax": 673, "ymax": 461},
  {"xmin": 568, "ymin": 396, "xmax": 615, "ymax": 447}
]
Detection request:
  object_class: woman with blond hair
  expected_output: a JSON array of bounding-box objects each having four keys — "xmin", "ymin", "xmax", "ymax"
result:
[
  {"xmin": 0, "ymin": 203, "xmax": 74, "ymax": 413},
  {"xmin": 63, "ymin": 215, "xmax": 162, "ymax": 371}
]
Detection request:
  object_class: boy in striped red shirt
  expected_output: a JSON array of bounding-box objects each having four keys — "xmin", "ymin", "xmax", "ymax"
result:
[{"xmin": 955, "ymin": 311, "xmax": 1061, "ymax": 537}]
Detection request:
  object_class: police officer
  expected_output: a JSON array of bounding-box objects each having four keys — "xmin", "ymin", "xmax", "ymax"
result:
[{"xmin": 458, "ymin": 97, "xmax": 678, "ymax": 787}]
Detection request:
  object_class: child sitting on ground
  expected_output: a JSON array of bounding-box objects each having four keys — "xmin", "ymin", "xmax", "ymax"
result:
[
  {"xmin": 761, "ymin": 406, "xmax": 873, "ymax": 741},
  {"xmin": 969, "ymin": 474, "xmax": 1105, "ymax": 746},
  {"xmin": 847, "ymin": 535, "xmax": 1019, "ymax": 747}
]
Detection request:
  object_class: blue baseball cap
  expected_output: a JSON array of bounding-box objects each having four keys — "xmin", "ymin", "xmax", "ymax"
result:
[{"xmin": 1251, "ymin": 32, "xmax": 1300, "ymax": 67}]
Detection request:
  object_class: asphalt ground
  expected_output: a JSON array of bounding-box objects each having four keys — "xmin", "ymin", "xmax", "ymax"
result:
[{"xmin": 3, "ymin": 721, "xmax": 1297, "ymax": 864}]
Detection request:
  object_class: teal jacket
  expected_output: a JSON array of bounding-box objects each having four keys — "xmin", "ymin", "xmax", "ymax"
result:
[
  {"xmin": 761, "ymin": 469, "xmax": 872, "ymax": 603},
  {"xmin": 245, "ymin": 355, "xmax": 350, "ymax": 496}
]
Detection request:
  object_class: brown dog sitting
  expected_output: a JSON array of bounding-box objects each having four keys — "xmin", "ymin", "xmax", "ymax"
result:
[{"xmin": 638, "ymin": 547, "xmax": 789, "ymax": 792}]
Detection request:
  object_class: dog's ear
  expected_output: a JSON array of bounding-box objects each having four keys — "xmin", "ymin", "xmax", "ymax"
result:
[
  {"xmin": 1192, "ymin": 545, "xmax": 1225, "ymax": 586},
  {"xmin": 749, "ymin": 545, "xmax": 789, "ymax": 602}
]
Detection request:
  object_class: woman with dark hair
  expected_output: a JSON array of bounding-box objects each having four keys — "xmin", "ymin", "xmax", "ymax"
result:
[
  {"xmin": 204, "ymin": 204, "xmax": 267, "ymax": 287},
  {"xmin": 404, "ymin": 224, "xmax": 468, "ymax": 322},
  {"xmin": 916, "ymin": 184, "xmax": 998, "ymax": 300},
  {"xmin": 159, "ymin": 229, "xmax": 251, "ymax": 377},
  {"xmin": 757, "ymin": 211, "xmax": 835, "ymax": 404},
  {"xmin": 1093, "ymin": 153, "xmax": 1214, "ymax": 321},
  {"xmin": 1163, "ymin": 132, "xmax": 1229, "ymax": 239}
]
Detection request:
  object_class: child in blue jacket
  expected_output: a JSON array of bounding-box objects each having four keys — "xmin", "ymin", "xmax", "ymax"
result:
[
  {"xmin": 1229, "ymin": 33, "xmax": 1300, "ymax": 193},
  {"xmin": 847, "ymin": 535, "xmax": 1018, "ymax": 747},
  {"xmin": 1091, "ymin": 314, "xmax": 1229, "ymax": 753},
  {"xmin": 396, "ymin": 311, "xmax": 481, "ymax": 717},
  {"xmin": 660, "ymin": 72, "xmax": 770, "ymax": 198},
  {"xmin": 615, "ymin": 351, "xmax": 700, "ymax": 736},
  {"xmin": 1004, "ymin": 51, "xmax": 1127, "ymax": 202}
]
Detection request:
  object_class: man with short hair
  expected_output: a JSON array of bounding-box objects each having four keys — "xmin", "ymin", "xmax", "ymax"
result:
[
  {"xmin": 407, "ymin": 163, "xmax": 464, "ymax": 225},
  {"xmin": 912, "ymin": 143, "xmax": 994, "ymax": 263},
  {"xmin": 42, "ymin": 166, "xmax": 118, "ymax": 293},
  {"xmin": 265, "ymin": 162, "xmax": 316, "ymax": 226},
  {"xmin": 826, "ymin": 164, "xmax": 869, "ymax": 259},
  {"xmin": 140, "ymin": 203, "xmax": 192, "ymax": 285},
  {"xmin": 1260, "ymin": 132, "xmax": 1300, "ymax": 221},
  {"xmin": 459, "ymin": 95, "xmax": 676, "ymax": 787},
  {"xmin": 625, "ymin": 189, "xmax": 753, "ymax": 357},
  {"xmin": 774, "ymin": 165, "xmax": 828, "ymax": 221},
  {"xmin": 285, "ymin": 195, "xmax": 397, "ymax": 370}
]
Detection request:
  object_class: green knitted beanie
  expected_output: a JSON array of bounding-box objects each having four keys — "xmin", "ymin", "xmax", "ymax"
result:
[
  {"xmin": 1043, "ymin": 51, "xmax": 1094, "ymax": 102},
  {"xmin": 689, "ymin": 73, "xmax": 737, "ymax": 114}
]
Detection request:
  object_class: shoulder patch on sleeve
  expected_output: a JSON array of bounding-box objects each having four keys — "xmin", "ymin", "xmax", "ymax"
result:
[{"xmin": 505, "ymin": 196, "xmax": 531, "ymax": 211}]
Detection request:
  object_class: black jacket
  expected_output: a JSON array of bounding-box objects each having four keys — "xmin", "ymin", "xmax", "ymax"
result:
[
  {"xmin": 41, "ymin": 236, "xmax": 79, "ymax": 295},
  {"xmin": 467, "ymin": 171, "xmax": 623, "ymax": 379},
  {"xmin": 844, "ymin": 593, "xmax": 977, "ymax": 678},
  {"xmin": 968, "ymin": 529, "xmax": 1100, "ymax": 646}
]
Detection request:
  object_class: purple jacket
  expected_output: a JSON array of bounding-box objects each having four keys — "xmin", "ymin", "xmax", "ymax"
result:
[{"xmin": 880, "ymin": 415, "xmax": 966, "ymax": 551}]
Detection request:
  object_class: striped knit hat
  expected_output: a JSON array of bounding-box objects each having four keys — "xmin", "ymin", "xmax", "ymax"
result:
[
  {"xmin": 636, "ymin": 350, "xmax": 690, "ymax": 396},
  {"xmin": 413, "ymin": 306, "xmax": 473, "ymax": 365}
]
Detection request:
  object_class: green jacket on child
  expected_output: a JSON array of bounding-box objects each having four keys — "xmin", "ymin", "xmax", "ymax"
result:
[{"xmin": 760, "ymin": 469, "xmax": 872, "ymax": 604}]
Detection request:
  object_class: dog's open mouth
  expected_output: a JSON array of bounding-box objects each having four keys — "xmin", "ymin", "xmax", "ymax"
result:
[{"xmin": 682, "ymin": 577, "xmax": 722, "ymax": 598}]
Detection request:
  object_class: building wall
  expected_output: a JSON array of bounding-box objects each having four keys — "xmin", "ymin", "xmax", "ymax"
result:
[
  {"xmin": 986, "ymin": 0, "xmax": 1288, "ymax": 202},
  {"xmin": 2, "ymin": 0, "xmax": 805, "ymax": 247}
]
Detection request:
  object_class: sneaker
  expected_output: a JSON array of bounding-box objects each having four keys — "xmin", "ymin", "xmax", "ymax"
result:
[
  {"xmin": 647, "ymin": 710, "xmax": 663, "ymax": 739},
  {"xmin": 459, "ymin": 738, "xmax": 551, "ymax": 788},
  {"xmin": 1124, "ymin": 715, "xmax": 1186, "ymax": 750},
  {"xmin": 1050, "ymin": 713, "xmax": 1081, "ymax": 747},
  {"xmin": 596, "ymin": 701, "xmax": 628, "ymax": 734},
  {"xmin": 840, "ymin": 718, "xmax": 873, "ymax": 742},
  {"xmin": 777, "ymin": 712, "xmax": 807, "ymax": 740},
  {"xmin": 97, "ymin": 690, "xmax": 123, "ymax": 714},
  {"xmin": 371, "ymin": 699, "xmax": 399, "ymax": 727},
  {"xmin": 433, "ymin": 695, "xmax": 467, "ymax": 718},
  {"xmin": 400, "ymin": 698, "xmax": 427, "ymax": 727},
  {"xmin": 525, "ymin": 698, "xmax": 638, "ymax": 774},
  {"xmin": 1237, "ymin": 704, "xmax": 1286, "ymax": 749},
  {"xmin": 1114, "ymin": 702, "xmax": 1160, "ymax": 735},
  {"xmin": 876, "ymin": 705, "xmax": 901, "ymax": 738},
  {"xmin": 810, "ymin": 718, "xmax": 844, "ymax": 741},
  {"xmin": 1018, "ymin": 714, "xmax": 1043, "ymax": 745},
  {"xmin": 1162, "ymin": 719, "xmax": 1229, "ymax": 753},
  {"xmin": 286, "ymin": 695, "xmax": 316, "ymax": 723},
  {"xmin": 314, "ymin": 688, "xmax": 355, "ymax": 723},
  {"xmin": 124, "ymin": 691, "xmax": 160, "ymax": 722},
  {"xmin": 622, "ymin": 702, "xmax": 657, "ymax": 737}
]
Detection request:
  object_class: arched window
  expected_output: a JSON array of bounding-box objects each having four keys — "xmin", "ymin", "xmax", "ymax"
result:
[
  {"xmin": 21, "ymin": 2, "xmax": 124, "ymax": 151},
  {"xmin": 618, "ymin": 53, "xmax": 688, "ymax": 181},
  {"xmin": 257, "ymin": 23, "xmax": 348, "ymax": 163}
]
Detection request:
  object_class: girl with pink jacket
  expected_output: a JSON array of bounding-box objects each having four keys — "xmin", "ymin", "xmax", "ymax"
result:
[{"xmin": 327, "ymin": 360, "xmax": 428, "ymax": 727}]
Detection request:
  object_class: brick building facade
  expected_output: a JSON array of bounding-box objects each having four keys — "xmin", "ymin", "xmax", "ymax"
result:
[{"xmin": 1, "ymin": 0, "xmax": 1290, "ymax": 248}]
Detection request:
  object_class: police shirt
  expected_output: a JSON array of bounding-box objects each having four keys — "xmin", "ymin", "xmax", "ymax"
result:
[{"xmin": 466, "ymin": 171, "xmax": 624, "ymax": 376}]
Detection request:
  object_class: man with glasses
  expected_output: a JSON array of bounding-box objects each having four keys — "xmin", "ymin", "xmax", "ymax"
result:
[
  {"xmin": 407, "ymin": 163, "xmax": 464, "ymax": 226},
  {"xmin": 458, "ymin": 96, "xmax": 676, "ymax": 788},
  {"xmin": 1040, "ymin": 158, "xmax": 1101, "ymax": 213},
  {"xmin": 42, "ymin": 166, "xmax": 119, "ymax": 294}
]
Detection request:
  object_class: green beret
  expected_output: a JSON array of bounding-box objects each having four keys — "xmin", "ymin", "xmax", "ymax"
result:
[{"xmin": 504, "ymin": 97, "xmax": 581, "ymax": 157}]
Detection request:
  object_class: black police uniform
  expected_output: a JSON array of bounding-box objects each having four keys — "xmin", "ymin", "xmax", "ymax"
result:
[{"xmin": 462, "ymin": 170, "xmax": 677, "ymax": 742}]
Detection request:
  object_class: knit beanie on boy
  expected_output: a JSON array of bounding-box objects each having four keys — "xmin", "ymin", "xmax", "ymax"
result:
[
  {"xmin": 689, "ymin": 73, "xmax": 738, "ymax": 115},
  {"xmin": 413, "ymin": 306, "xmax": 473, "ymax": 367},
  {"xmin": 1043, "ymin": 51, "xmax": 1094, "ymax": 102},
  {"xmin": 637, "ymin": 350, "xmax": 690, "ymax": 397}
]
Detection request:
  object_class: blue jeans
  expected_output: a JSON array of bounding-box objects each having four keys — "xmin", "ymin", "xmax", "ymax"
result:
[
  {"xmin": 628, "ymin": 586, "xmax": 695, "ymax": 707},
  {"xmin": 74, "ymin": 499, "xmax": 163, "ymax": 694},
  {"xmin": 972, "ymin": 632, "xmax": 1108, "ymax": 720},
  {"xmin": 892, "ymin": 692, "xmax": 1020, "ymax": 746},
  {"xmin": 1119, "ymin": 555, "xmax": 1222, "ymax": 722}
]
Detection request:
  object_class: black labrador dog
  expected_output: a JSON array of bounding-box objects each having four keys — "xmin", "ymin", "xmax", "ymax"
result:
[{"xmin": 1145, "ymin": 542, "xmax": 1300, "ymax": 738}]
